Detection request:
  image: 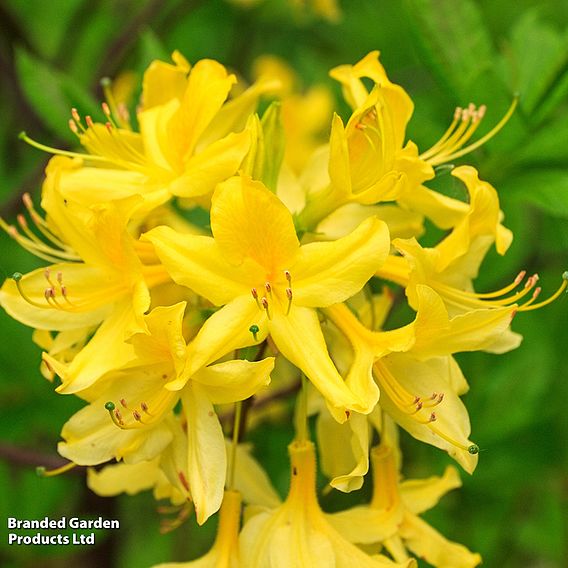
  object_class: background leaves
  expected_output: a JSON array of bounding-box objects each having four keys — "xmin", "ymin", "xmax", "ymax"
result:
[{"xmin": 0, "ymin": 1, "xmax": 567, "ymax": 566}]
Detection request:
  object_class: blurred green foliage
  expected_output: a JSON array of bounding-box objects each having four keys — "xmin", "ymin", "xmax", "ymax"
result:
[{"xmin": 0, "ymin": 0, "xmax": 567, "ymax": 566}]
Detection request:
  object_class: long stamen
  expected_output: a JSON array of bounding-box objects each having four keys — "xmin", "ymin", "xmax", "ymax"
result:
[
  {"xmin": 18, "ymin": 131, "xmax": 108, "ymax": 163},
  {"xmin": 519, "ymin": 271, "xmax": 568, "ymax": 312},
  {"xmin": 36, "ymin": 462, "xmax": 77, "ymax": 477}
]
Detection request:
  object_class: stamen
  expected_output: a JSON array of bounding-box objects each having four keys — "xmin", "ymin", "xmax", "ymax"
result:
[
  {"xmin": 425, "ymin": 96, "xmax": 518, "ymax": 165},
  {"xmin": 132, "ymin": 410, "xmax": 142, "ymax": 422},
  {"xmin": 18, "ymin": 131, "xmax": 108, "ymax": 163},
  {"xmin": 120, "ymin": 398, "xmax": 128, "ymax": 408},
  {"xmin": 261, "ymin": 297, "xmax": 271, "ymax": 319},
  {"xmin": 105, "ymin": 401, "xmax": 125, "ymax": 428},
  {"xmin": 178, "ymin": 471, "xmax": 190, "ymax": 493},
  {"xmin": 519, "ymin": 271, "xmax": 568, "ymax": 312},
  {"xmin": 36, "ymin": 462, "xmax": 77, "ymax": 477},
  {"xmin": 286, "ymin": 287, "xmax": 293, "ymax": 315},
  {"xmin": 251, "ymin": 288, "xmax": 261, "ymax": 308},
  {"xmin": 265, "ymin": 281, "xmax": 272, "ymax": 296},
  {"xmin": 285, "ymin": 270, "xmax": 292, "ymax": 285}
]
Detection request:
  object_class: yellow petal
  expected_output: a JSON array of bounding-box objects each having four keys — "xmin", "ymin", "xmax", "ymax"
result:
[
  {"xmin": 0, "ymin": 264, "xmax": 113, "ymax": 331},
  {"xmin": 176, "ymin": 59, "xmax": 236, "ymax": 160},
  {"xmin": 141, "ymin": 54, "xmax": 189, "ymax": 110},
  {"xmin": 175, "ymin": 296, "xmax": 269, "ymax": 388},
  {"xmin": 195, "ymin": 358, "xmax": 273, "ymax": 404},
  {"xmin": 399, "ymin": 512, "xmax": 482, "ymax": 568},
  {"xmin": 292, "ymin": 217, "xmax": 390, "ymax": 307},
  {"xmin": 211, "ymin": 175, "xmax": 300, "ymax": 271},
  {"xmin": 142, "ymin": 226, "xmax": 252, "ymax": 306},
  {"xmin": 182, "ymin": 384, "xmax": 226, "ymax": 525},
  {"xmin": 269, "ymin": 305, "xmax": 359, "ymax": 418},
  {"xmin": 375, "ymin": 356, "xmax": 478, "ymax": 473},
  {"xmin": 400, "ymin": 466, "xmax": 461, "ymax": 515},
  {"xmin": 317, "ymin": 409, "xmax": 370, "ymax": 492},
  {"xmin": 228, "ymin": 442, "xmax": 282, "ymax": 508},
  {"xmin": 52, "ymin": 301, "xmax": 139, "ymax": 394},
  {"xmin": 87, "ymin": 459, "xmax": 161, "ymax": 496},
  {"xmin": 170, "ymin": 129, "xmax": 251, "ymax": 199},
  {"xmin": 326, "ymin": 504, "xmax": 402, "ymax": 545}
]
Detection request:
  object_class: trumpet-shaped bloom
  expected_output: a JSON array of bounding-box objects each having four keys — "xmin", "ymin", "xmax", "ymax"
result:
[
  {"xmin": 48, "ymin": 53, "xmax": 278, "ymax": 214},
  {"xmin": 58, "ymin": 302, "xmax": 274, "ymax": 524},
  {"xmin": 328, "ymin": 441, "xmax": 482, "ymax": 567},
  {"xmin": 240, "ymin": 440, "xmax": 416, "ymax": 567},
  {"xmin": 153, "ymin": 490, "xmax": 242, "ymax": 568},
  {"xmin": 323, "ymin": 284, "xmax": 519, "ymax": 471},
  {"xmin": 144, "ymin": 174, "xmax": 391, "ymax": 419},
  {"xmin": 0, "ymin": 176, "xmax": 170, "ymax": 393}
]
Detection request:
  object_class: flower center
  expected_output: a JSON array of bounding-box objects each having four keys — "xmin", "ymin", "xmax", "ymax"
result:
[{"xmin": 250, "ymin": 269, "xmax": 294, "ymax": 319}]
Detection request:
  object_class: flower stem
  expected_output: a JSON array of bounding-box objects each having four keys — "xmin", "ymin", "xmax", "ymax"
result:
[{"xmin": 294, "ymin": 374, "xmax": 309, "ymax": 443}]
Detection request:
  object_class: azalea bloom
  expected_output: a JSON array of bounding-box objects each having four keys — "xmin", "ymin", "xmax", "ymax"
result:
[
  {"xmin": 27, "ymin": 52, "xmax": 278, "ymax": 215},
  {"xmin": 328, "ymin": 440, "xmax": 482, "ymax": 567},
  {"xmin": 240, "ymin": 440, "xmax": 417, "ymax": 567},
  {"xmin": 0, "ymin": 174, "xmax": 169, "ymax": 393},
  {"xmin": 144, "ymin": 174, "xmax": 390, "ymax": 419},
  {"xmin": 154, "ymin": 490, "xmax": 242, "ymax": 568},
  {"xmin": 58, "ymin": 302, "xmax": 274, "ymax": 524}
]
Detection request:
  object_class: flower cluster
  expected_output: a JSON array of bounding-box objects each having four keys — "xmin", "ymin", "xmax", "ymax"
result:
[{"xmin": 2, "ymin": 50, "xmax": 565, "ymax": 567}]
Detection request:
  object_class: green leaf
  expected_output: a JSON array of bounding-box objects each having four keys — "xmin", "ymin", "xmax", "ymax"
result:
[
  {"xmin": 14, "ymin": 48, "xmax": 98, "ymax": 143},
  {"xmin": 4, "ymin": 0, "xmax": 86, "ymax": 60},
  {"xmin": 502, "ymin": 11, "xmax": 568, "ymax": 119},
  {"xmin": 515, "ymin": 115, "xmax": 568, "ymax": 165},
  {"xmin": 402, "ymin": 0, "xmax": 497, "ymax": 100},
  {"xmin": 503, "ymin": 170, "xmax": 568, "ymax": 218}
]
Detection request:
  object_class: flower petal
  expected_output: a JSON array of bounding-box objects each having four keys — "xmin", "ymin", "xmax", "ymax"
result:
[
  {"xmin": 210, "ymin": 175, "xmax": 300, "ymax": 271},
  {"xmin": 142, "ymin": 226, "xmax": 252, "ymax": 305},
  {"xmin": 269, "ymin": 305, "xmax": 360, "ymax": 418},
  {"xmin": 195, "ymin": 358, "xmax": 273, "ymax": 404},
  {"xmin": 170, "ymin": 129, "xmax": 251, "ymax": 199},
  {"xmin": 182, "ymin": 384, "xmax": 226, "ymax": 525},
  {"xmin": 400, "ymin": 466, "xmax": 461, "ymax": 515},
  {"xmin": 399, "ymin": 512, "xmax": 482, "ymax": 568},
  {"xmin": 292, "ymin": 217, "xmax": 390, "ymax": 307}
]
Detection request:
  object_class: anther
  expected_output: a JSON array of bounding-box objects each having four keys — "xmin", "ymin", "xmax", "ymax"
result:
[
  {"xmin": 285, "ymin": 270, "xmax": 292, "ymax": 284},
  {"xmin": 141, "ymin": 402, "xmax": 150, "ymax": 414},
  {"xmin": 71, "ymin": 108, "xmax": 81, "ymax": 124},
  {"xmin": 251, "ymin": 288, "xmax": 261, "ymax": 308},
  {"xmin": 85, "ymin": 115, "xmax": 94, "ymax": 128},
  {"xmin": 102, "ymin": 102, "xmax": 112, "ymax": 119},
  {"xmin": 286, "ymin": 287, "xmax": 293, "ymax": 315},
  {"xmin": 261, "ymin": 297, "xmax": 271, "ymax": 319},
  {"xmin": 265, "ymin": 281, "xmax": 272, "ymax": 295},
  {"xmin": 249, "ymin": 324, "xmax": 260, "ymax": 341},
  {"xmin": 120, "ymin": 398, "xmax": 127, "ymax": 408},
  {"xmin": 68, "ymin": 119, "xmax": 79, "ymax": 134},
  {"xmin": 429, "ymin": 412, "xmax": 437, "ymax": 423},
  {"xmin": 133, "ymin": 410, "xmax": 142, "ymax": 422},
  {"xmin": 178, "ymin": 471, "xmax": 190, "ymax": 492}
]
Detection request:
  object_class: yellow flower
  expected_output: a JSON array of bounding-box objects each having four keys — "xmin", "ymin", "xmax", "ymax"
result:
[
  {"xmin": 240, "ymin": 440, "xmax": 416, "ymax": 567},
  {"xmin": 144, "ymin": 174, "xmax": 390, "ymax": 419},
  {"xmin": 322, "ymin": 283, "xmax": 520, "ymax": 472},
  {"xmin": 153, "ymin": 490, "xmax": 242, "ymax": 568},
  {"xmin": 30, "ymin": 52, "xmax": 277, "ymax": 215},
  {"xmin": 0, "ymin": 174, "xmax": 169, "ymax": 393},
  {"xmin": 328, "ymin": 441, "xmax": 482, "ymax": 568},
  {"xmin": 58, "ymin": 302, "xmax": 274, "ymax": 524}
]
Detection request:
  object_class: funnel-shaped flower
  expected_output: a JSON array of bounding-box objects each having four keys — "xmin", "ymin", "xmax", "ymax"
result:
[
  {"xmin": 144, "ymin": 174, "xmax": 390, "ymax": 419},
  {"xmin": 328, "ymin": 442, "xmax": 482, "ymax": 567},
  {"xmin": 58, "ymin": 302, "xmax": 274, "ymax": 524},
  {"xmin": 0, "ymin": 175, "xmax": 170, "ymax": 393},
  {"xmin": 240, "ymin": 440, "xmax": 416, "ymax": 567}
]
